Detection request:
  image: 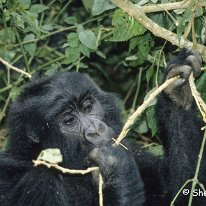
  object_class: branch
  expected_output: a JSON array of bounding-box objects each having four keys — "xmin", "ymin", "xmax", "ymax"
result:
[
  {"xmin": 189, "ymin": 73, "xmax": 206, "ymax": 122},
  {"xmin": 33, "ymin": 160, "xmax": 98, "ymax": 174},
  {"xmin": 170, "ymin": 179, "xmax": 193, "ymax": 206},
  {"xmin": 142, "ymin": 0, "xmax": 206, "ymax": 13},
  {"xmin": 99, "ymin": 173, "xmax": 104, "ymax": 206},
  {"xmin": 188, "ymin": 129, "xmax": 206, "ymax": 206},
  {"xmin": 0, "ymin": 57, "xmax": 31, "ymax": 78},
  {"xmin": 111, "ymin": 0, "xmax": 206, "ymax": 62},
  {"xmin": 114, "ymin": 76, "xmax": 179, "ymax": 145}
]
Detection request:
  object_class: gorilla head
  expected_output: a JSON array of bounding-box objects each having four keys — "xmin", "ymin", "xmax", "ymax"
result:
[{"xmin": 7, "ymin": 72, "xmax": 123, "ymax": 168}]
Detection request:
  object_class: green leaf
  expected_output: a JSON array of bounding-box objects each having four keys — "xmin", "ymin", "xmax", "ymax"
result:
[
  {"xmin": 45, "ymin": 64, "xmax": 58, "ymax": 76},
  {"xmin": 14, "ymin": 13, "xmax": 25, "ymax": 29},
  {"xmin": 30, "ymin": 4, "xmax": 48, "ymax": 14},
  {"xmin": 136, "ymin": 120, "xmax": 149, "ymax": 134},
  {"xmin": 78, "ymin": 30, "xmax": 97, "ymax": 50},
  {"xmin": 65, "ymin": 47, "xmax": 80, "ymax": 64},
  {"xmin": 79, "ymin": 44, "xmax": 91, "ymax": 57},
  {"xmin": 151, "ymin": 0, "xmax": 158, "ymax": 3},
  {"xmin": 0, "ymin": 28, "xmax": 16, "ymax": 43},
  {"xmin": 92, "ymin": 0, "xmax": 116, "ymax": 16},
  {"xmin": 10, "ymin": 87, "xmax": 21, "ymax": 101},
  {"xmin": 37, "ymin": 148, "xmax": 63, "ymax": 164},
  {"xmin": 67, "ymin": 33, "xmax": 79, "ymax": 48},
  {"xmin": 18, "ymin": 0, "xmax": 31, "ymax": 9},
  {"xmin": 197, "ymin": 72, "xmax": 206, "ymax": 102},
  {"xmin": 82, "ymin": 0, "xmax": 94, "ymax": 12},
  {"xmin": 146, "ymin": 106, "xmax": 158, "ymax": 137},
  {"xmin": 77, "ymin": 24, "xmax": 84, "ymax": 35},
  {"xmin": 110, "ymin": 9, "xmax": 146, "ymax": 42},
  {"xmin": 64, "ymin": 16, "xmax": 78, "ymax": 25},
  {"xmin": 128, "ymin": 34, "xmax": 154, "ymax": 66},
  {"xmin": 197, "ymin": 73, "xmax": 206, "ymax": 92},
  {"xmin": 3, "ymin": 9, "xmax": 11, "ymax": 21},
  {"xmin": 146, "ymin": 66, "xmax": 154, "ymax": 84},
  {"xmin": 177, "ymin": 7, "xmax": 192, "ymax": 40},
  {"xmin": 23, "ymin": 33, "xmax": 36, "ymax": 56},
  {"xmin": 125, "ymin": 55, "xmax": 138, "ymax": 61},
  {"xmin": 132, "ymin": 20, "xmax": 146, "ymax": 36},
  {"xmin": 23, "ymin": 11, "xmax": 40, "ymax": 36},
  {"xmin": 41, "ymin": 24, "xmax": 53, "ymax": 31},
  {"xmin": 147, "ymin": 145, "xmax": 164, "ymax": 157},
  {"xmin": 129, "ymin": 37, "xmax": 139, "ymax": 52},
  {"xmin": 96, "ymin": 50, "xmax": 106, "ymax": 59},
  {"xmin": 195, "ymin": 7, "xmax": 203, "ymax": 18}
]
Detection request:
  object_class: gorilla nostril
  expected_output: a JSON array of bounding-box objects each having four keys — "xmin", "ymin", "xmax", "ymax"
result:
[
  {"xmin": 98, "ymin": 123, "xmax": 106, "ymax": 133},
  {"xmin": 87, "ymin": 132, "xmax": 98, "ymax": 139}
]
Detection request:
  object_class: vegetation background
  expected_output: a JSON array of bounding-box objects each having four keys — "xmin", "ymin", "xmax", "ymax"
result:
[{"xmin": 0, "ymin": 0, "xmax": 205, "ymax": 157}]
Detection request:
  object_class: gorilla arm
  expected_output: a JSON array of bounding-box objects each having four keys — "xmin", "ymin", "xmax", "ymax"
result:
[
  {"xmin": 0, "ymin": 158, "xmax": 69, "ymax": 206},
  {"xmin": 156, "ymin": 49, "xmax": 205, "ymax": 202}
]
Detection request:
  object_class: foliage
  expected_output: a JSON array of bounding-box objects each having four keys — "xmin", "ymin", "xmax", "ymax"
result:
[{"xmin": 0, "ymin": 0, "xmax": 205, "ymax": 151}]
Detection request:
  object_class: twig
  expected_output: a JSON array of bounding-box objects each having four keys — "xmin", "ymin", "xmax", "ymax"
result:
[
  {"xmin": 99, "ymin": 173, "xmax": 104, "ymax": 206},
  {"xmin": 187, "ymin": 72, "xmax": 206, "ymax": 205},
  {"xmin": 170, "ymin": 179, "xmax": 193, "ymax": 206},
  {"xmin": 191, "ymin": 2, "xmax": 198, "ymax": 48},
  {"xmin": 183, "ymin": 22, "xmax": 192, "ymax": 39},
  {"xmin": 142, "ymin": 0, "xmax": 206, "ymax": 13},
  {"xmin": 114, "ymin": 76, "xmax": 179, "ymax": 145},
  {"xmin": 111, "ymin": 0, "xmax": 206, "ymax": 62},
  {"xmin": 188, "ymin": 128, "xmax": 206, "ymax": 206},
  {"xmin": 112, "ymin": 138, "xmax": 128, "ymax": 150},
  {"xmin": 15, "ymin": 30, "xmax": 30, "ymax": 72},
  {"xmin": 0, "ymin": 92, "xmax": 12, "ymax": 122},
  {"xmin": 189, "ymin": 73, "xmax": 206, "ymax": 122},
  {"xmin": 0, "ymin": 57, "xmax": 31, "ymax": 78},
  {"xmin": 33, "ymin": 160, "xmax": 98, "ymax": 174}
]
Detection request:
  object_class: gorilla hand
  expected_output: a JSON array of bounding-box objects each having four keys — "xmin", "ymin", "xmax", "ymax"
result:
[
  {"xmin": 164, "ymin": 49, "xmax": 202, "ymax": 109},
  {"xmin": 87, "ymin": 145, "xmax": 145, "ymax": 206}
]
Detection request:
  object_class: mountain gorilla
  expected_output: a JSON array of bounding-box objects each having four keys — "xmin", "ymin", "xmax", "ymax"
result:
[{"xmin": 0, "ymin": 49, "xmax": 204, "ymax": 206}]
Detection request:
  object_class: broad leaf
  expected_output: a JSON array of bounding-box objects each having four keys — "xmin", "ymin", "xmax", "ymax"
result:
[{"xmin": 78, "ymin": 30, "xmax": 97, "ymax": 50}]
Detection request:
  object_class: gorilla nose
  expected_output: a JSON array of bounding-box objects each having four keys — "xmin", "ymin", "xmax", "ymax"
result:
[
  {"xmin": 84, "ymin": 120, "xmax": 107, "ymax": 138},
  {"xmin": 83, "ymin": 119, "xmax": 113, "ymax": 147}
]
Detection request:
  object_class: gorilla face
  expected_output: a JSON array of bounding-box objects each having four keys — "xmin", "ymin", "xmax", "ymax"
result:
[{"xmin": 57, "ymin": 94, "xmax": 114, "ymax": 148}]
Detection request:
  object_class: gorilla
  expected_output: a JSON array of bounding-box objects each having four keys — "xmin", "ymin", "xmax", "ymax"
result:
[{"xmin": 0, "ymin": 49, "xmax": 204, "ymax": 206}]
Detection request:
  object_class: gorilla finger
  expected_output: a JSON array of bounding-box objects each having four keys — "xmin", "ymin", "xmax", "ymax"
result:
[
  {"xmin": 180, "ymin": 65, "xmax": 192, "ymax": 80},
  {"xmin": 186, "ymin": 49, "xmax": 202, "ymax": 65},
  {"xmin": 86, "ymin": 148, "xmax": 100, "ymax": 165},
  {"xmin": 166, "ymin": 66, "xmax": 191, "ymax": 80},
  {"xmin": 185, "ymin": 55, "xmax": 201, "ymax": 78},
  {"xmin": 172, "ymin": 78, "xmax": 187, "ymax": 88}
]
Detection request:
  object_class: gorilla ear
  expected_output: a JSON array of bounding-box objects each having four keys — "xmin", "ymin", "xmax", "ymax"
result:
[
  {"xmin": 26, "ymin": 125, "xmax": 40, "ymax": 143},
  {"xmin": 27, "ymin": 130, "xmax": 39, "ymax": 143}
]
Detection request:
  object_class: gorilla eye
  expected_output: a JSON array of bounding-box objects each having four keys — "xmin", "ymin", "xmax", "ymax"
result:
[
  {"xmin": 63, "ymin": 116, "xmax": 75, "ymax": 125},
  {"xmin": 83, "ymin": 100, "xmax": 93, "ymax": 113}
]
